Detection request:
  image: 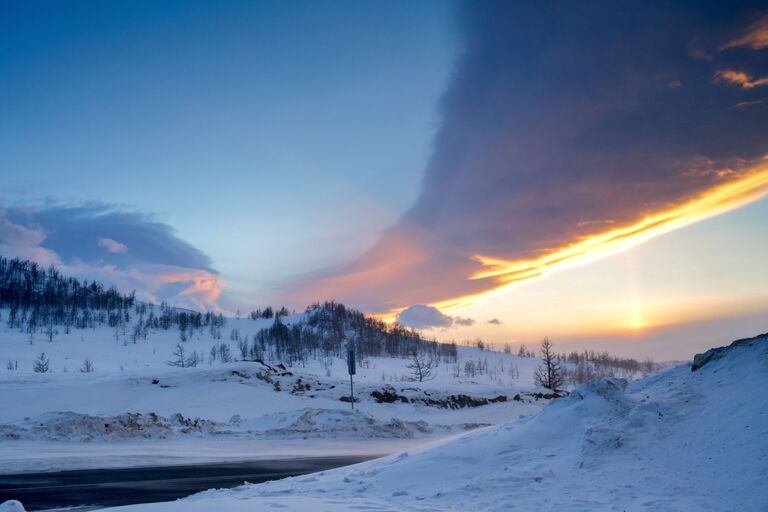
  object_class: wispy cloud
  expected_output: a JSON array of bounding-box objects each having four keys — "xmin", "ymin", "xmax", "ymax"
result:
[
  {"xmin": 722, "ymin": 14, "xmax": 768, "ymax": 50},
  {"xmin": 97, "ymin": 237, "xmax": 128, "ymax": 253},
  {"xmin": 715, "ymin": 70, "xmax": 768, "ymax": 89},
  {"xmin": 0, "ymin": 209, "xmax": 60, "ymax": 265},
  {"xmin": 454, "ymin": 316, "xmax": 475, "ymax": 327}
]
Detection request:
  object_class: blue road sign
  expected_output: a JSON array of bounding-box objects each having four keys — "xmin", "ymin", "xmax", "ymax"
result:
[{"xmin": 347, "ymin": 349, "xmax": 356, "ymax": 375}]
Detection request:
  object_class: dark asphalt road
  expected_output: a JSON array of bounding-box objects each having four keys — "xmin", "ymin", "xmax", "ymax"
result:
[{"xmin": 0, "ymin": 456, "xmax": 374, "ymax": 511}]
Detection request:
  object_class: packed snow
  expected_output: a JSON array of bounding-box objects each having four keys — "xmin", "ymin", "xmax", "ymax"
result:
[{"xmin": 86, "ymin": 333, "xmax": 767, "ymax": 512}]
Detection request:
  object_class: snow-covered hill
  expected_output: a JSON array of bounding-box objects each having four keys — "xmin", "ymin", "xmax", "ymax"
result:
[
  {"xmin": 0, "ymin": 310, "xmax": 549, "ymax": 473},
  {"xmin": 95, "ymin": 333, "xmax": 768, "ymax": 512}
]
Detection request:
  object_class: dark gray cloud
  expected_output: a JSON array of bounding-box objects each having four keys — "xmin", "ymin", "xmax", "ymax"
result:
[
  {"xmin": 0, "ymin": 203, "xmax": 221, "ymax": 310},
  {"xmin": 454, "ymin": 316, "xmax": 475, "ymax": 327},
  {"xmin": 5, "ymin": 203, "xmax": 213, "ymax": 271},
  {"xmin": 397, "ymin": 304, "xmax": 476, "ymax": 329},
  {"xmin": 397, "ymin": 304, "xmax": 453, "ymax": 329},
  {"xmin": 285, "ymin": 1, "xmax": 768, "ymax": 313}
]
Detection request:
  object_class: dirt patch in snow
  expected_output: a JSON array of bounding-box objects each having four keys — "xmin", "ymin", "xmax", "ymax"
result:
[
  {"xmin": 0, "ymin": 411, "xmax": 220, "ymax": 442},
  {"xmin": 369, "ymin": 385, "xmax": 560, "ymax": 408}
]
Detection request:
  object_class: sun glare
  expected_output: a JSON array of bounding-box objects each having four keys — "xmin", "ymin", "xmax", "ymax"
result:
[{"xmin": 628, "ymin": 301, "xmax": 646, "ymax": 331}]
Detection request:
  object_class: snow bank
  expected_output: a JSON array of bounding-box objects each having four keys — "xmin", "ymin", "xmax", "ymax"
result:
[
  {"xmin": 0, "ymin": 408, "xmax": 461, "ymax": 443},
  {"xmin": 105, "ymin": 334, "xmax": 768, "ymax": 511},
  {"xmin": 0, "ymin": 411, "xmax": 220, "ymax": 441},
  {"xmin": 264, "ymin": 408, "xmax": 434, "ymax": 439},
  {"xmin": 0, "ymin": 501, "xmax": 25, "ymax": 512}
]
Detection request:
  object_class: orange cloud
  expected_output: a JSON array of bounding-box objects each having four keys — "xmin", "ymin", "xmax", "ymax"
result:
[
  {"xmin": 280, "ymin": 227, "xmax": 433, "ymax": 313},
  {"xmin": 715, "ymin": 70, "xmax": 768, "ymax": 89},
  {"xmin": 157, "ymin": 269, "xmax": 223, "ymax": 306},
  {"xmin": 722, "ymin": 14, "xmax": 768, "ymax": 51},
  {"xmin": 285, "ymin": 159, "xmax": 768, "ymax": 322},
  {"xmin": 434, "ymin": 160, "xmax": 768, "ymax": 312},
  {"xmin": 280, "ymin": 3, "xmax": 768, "ymax": 322}
]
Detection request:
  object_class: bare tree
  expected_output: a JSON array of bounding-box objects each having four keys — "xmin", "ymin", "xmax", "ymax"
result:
[
  {"xmin": 218, "ymin": 343, "xmax": 232, "ymax": 363},
  {"xmin": 567, "ymin": 360, "xmax": 596, "ymax": 385},
  {"xmin": 80, "ymin": 358, "xmax": 94, "ymax": 373},
  {"xmin": 641, "ymin": 357, "xmax": 657, "ymax": 376},
  {"xmin": 237, "ymin": 337, "xmax": 249, "ymax": 360},
  {"xmin": 45, "ymin": 318, "xmax": 57, "ymax": 343},
  {"xmin": 33, "ymin": 352, "xmax": 50, "ymax": 373},
  {"xmin": 406, "ymin": 351, "xmax": 437, "ymax": 382},
  {"xmin": 534, "ymin": 337, "xmax": 563, "ymax": 390},
  {"xmin": 187, "ymin": 350, "xmax": 200, "ymax": 367},
  {"xmin": 518, "ymin": 344, "xmax": 535, "ymax": 358},
  {"xmin": 167, "ymin": 344, "xmax": 191, "ymax": 368}
]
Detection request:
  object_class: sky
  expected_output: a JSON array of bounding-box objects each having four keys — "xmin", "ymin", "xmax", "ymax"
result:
[{"xmin": 1, "ymin": 1, "xmax": 767, "ymax": 359}]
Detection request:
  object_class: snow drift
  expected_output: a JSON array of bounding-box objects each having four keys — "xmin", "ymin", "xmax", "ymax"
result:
[
  {"xmin": 91, "ymin": 333, "xmax": 767, "ymax": 511},
  {"xmin": 264, "ymin": 408, "xmax": 433, "ymax": 439}
]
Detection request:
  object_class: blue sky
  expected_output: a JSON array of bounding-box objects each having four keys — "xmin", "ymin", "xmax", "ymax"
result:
[{"xmin": 0, "ymin": 0, "xmax": 454, "ymax": 306}]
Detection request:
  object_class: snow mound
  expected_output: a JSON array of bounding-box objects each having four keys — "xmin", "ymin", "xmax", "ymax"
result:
[
  {"xmin": 265, "ymin": 408, "xmax": 433, "ymax": 439},
  {"xmin": 568, "ymin": 377, "xmax": 628, "ymax": 402},
  {"xmin": 115, "ymin": 334, "xmax": 768, "ymax": 511},
  {"xmin": 0, "ymin": 411, "xmax": 220, "ymax": 441},
  {"xmin": 0, "ymin": 501, "xmax": 25, "ymax": 512}
]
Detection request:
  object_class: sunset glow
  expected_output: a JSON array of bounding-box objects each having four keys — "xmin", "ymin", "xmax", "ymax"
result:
[{"xmin": 428, "ymin": 162, "xmax": 768, "ymax": 314}]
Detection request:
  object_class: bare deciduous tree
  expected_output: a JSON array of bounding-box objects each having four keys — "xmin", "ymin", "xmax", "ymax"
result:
[
  {"xmin": 406, "ymin": 351, "xmax": 437, "ymax": 382},
  {"xmin": 167, "ymin": 344, "xmax": 191, "ymax": 368},
  {"xmin": 45, "ymin": 318, "xmax": 57, "ymax": 343}
]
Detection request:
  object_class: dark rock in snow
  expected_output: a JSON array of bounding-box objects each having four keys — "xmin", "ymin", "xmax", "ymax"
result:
[{"xmin": 691, "ymin": 332, "xmax": 767, "ymax": 371}]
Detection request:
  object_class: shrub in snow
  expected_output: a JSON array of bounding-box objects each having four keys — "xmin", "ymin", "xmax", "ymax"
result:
[
  {"xmin": 32, "ymin": 352, "xmax": 50, "ymax": 373},
  {"xmin": 406, "ymin": 351, "xmax": 437, "ymax": 382}
]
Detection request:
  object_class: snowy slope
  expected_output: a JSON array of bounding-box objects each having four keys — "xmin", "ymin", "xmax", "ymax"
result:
[
  {"xmin": 99, "ymin": 333, "xmax": 768, "ymax": 512},
  {"xmin": 0, "ymin": 311, "xmax": 548, "ymax": 473}
]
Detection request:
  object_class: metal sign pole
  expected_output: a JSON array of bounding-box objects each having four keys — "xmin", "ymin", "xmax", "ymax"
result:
[
  {"xmin": 347, "ymin": 348, "xmax": 356, "ymax": 410},
  {"xmin": 350, "ymin": 373, "xmax": 354, "ymax": 410}
]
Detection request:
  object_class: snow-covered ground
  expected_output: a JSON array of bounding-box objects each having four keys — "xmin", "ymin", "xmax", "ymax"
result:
[
  {"xmin": 79, "ymin": 333, "xmax": 768, "ymax": 512},
  {"xmin": 0, "ymin": 312, "xmax": 549, "ymax": 473}
]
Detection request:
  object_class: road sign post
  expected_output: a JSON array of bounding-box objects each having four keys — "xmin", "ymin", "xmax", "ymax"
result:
[{"xmin": 347, "ymin": 348, "xmax": 356, "ymax": 410}]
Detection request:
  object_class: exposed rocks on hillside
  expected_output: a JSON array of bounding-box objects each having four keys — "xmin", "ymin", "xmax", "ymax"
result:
[{"xmin": 691, "ymin": 332, "xmax": 768, "ymax": 371}]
